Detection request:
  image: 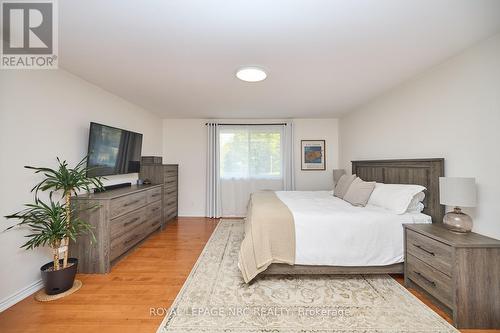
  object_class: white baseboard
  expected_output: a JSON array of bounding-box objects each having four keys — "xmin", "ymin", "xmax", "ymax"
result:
[
  {"xmin": 178, "ymin": 212, "xmax": 205, "ymax": 217},
  {"xmin": 0, "ymin": 279, "xmax": 43, "ymax": 312}
]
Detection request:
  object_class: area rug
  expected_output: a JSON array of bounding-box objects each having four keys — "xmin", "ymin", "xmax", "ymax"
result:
[{"xmin": 157, "ymin": 219, "xmax": 457, "ymax": 332}]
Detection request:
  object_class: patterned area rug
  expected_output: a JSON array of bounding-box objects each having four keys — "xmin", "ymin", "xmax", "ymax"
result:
[{"xmin": 157, "ymin": 219, "xmax": 457, "ymax": 332}]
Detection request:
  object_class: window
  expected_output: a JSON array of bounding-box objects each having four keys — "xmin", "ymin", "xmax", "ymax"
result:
[{"xmin": 219, "ymin": 125, "xmax": 282, "ymax": 179}]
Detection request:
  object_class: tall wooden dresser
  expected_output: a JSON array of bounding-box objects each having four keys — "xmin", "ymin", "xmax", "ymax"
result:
[{"xmin": 140, "ymin": 164, "xmax": 179, "ymax": 225}]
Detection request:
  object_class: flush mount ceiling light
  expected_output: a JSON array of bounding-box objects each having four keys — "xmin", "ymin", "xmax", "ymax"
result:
[{"xmin": 236, "ymin": 67, "xmax": 267, "ymax": 82}]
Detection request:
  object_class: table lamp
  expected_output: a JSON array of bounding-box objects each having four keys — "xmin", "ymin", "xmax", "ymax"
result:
[{"xmin": 439, "ymin": 177, "xmax": 477, "ymax": 233}]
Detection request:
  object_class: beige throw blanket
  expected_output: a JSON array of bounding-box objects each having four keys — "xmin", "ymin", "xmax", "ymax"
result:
[{"xmin": 238, "ymin": 191, "xmax": 295, "ymax": 283}]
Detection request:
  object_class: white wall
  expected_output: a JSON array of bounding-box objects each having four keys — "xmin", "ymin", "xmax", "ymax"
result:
[
  {"xmin": 0, "ymin": 69, "xmax": 163, "ymax": 310},
  {"xmin": 339, "ymin": 33, "xmax": 500, "ymax": 239},
  {"xmin": 163, "ymin": 119, "xmax": 207, "ymax": 216},
  {"xmin": 293, "ymin": 119, "xmax": 339, "ymax": 190},
  {"xmin": 163, "ymin": 118, "xmax": 339, "ymax": 216}
]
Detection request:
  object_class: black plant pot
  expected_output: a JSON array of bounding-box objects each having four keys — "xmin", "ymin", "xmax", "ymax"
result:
[{"xmin": 40, "ymin": 258, "xmax": 78, "ymax": 295}]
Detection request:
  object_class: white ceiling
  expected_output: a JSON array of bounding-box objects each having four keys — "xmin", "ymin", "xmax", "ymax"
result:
[{"xmin": 59, "ymin": 0, "xmax": 500, "ymax": 119}]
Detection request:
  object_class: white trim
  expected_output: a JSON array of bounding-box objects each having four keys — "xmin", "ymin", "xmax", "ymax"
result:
[
  {"xmin": 0, "ymin": 279, "xmax": 43, "ymax": 312},
  {"xmin": 178, "ymin": 212, "xmax": 206, "ymax": 217}
]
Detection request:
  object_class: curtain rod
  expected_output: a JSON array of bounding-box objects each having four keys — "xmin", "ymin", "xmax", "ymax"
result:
[{"xmin": 205, "ymin": 123, "xmax": 287, "ymax": 126}]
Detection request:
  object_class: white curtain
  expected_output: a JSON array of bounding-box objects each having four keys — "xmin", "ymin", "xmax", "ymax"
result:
[
  {"xmin": 206, "ymin": 123, "xmax": 221, "ymax": 218},
  {"xmin": 221, "ymin": 178, "xmax": 284, "ymax": 216},
  {"xmin": 282, "ymin": 121, "xmax": 295, "ymax": 191},
  {"xmin": 217, "ymin": 123, "xmax": 295, "ymax": 217}
]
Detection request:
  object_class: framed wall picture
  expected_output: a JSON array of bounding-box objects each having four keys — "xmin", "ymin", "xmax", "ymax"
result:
[{"xmin": 301, "ymin": 140, "xmax": 326, "ymax": 170}]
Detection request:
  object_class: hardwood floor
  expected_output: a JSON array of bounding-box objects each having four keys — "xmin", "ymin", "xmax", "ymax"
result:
[
  {"xmin": 0, "ymin": 217, "xmax": 218, "ymax": 333},
  {"xmin": 0, "ymin": 217, "xmax": 498, "ymax": 333}
]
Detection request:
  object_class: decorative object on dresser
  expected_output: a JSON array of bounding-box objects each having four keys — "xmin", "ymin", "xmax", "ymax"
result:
[
  {"xmin": 300, "ymin": 140, "xmax": 326, "ymax": 170},
  {"xmin": 439, "ymin": 177, "xmax": 477, "ymax": 233},
  {"xmin": 69, "ymin": 184, "xmax": 163, "ymax": 273},
  {"xmin": 140, "ymin": 163, "xmax": 178, "ymax": 224},
  {"xmin": 404, "ymin": 224, "xmax": 500, "ymax": 329}
]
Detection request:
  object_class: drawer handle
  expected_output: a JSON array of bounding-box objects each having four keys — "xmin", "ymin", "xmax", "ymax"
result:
[
  {"xmin": 124, "ymin": 234, "xmax": 140, "ymax": 245},
  {"xmin": 124, "ymin": 199, "xmax": 141, "ymax": 207},
  {"xmin": 123, "ymin": 217, "xmax": 140, "ymax": 227},
  {"xmin": 414, "ymin": 271, "xmax": 436, "ymax": 287},
  {"xmin": 413, "ymin": 244, "xmax": 435, "ymax": 256},
  {"xmin": 151, "ymin": 193, "xmax": 161, "ymax": 197}
]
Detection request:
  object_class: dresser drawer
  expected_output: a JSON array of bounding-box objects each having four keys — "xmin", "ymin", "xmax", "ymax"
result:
[
  {"xmin": 110, "ymin": 209, "xmax": 144, "ymax": 240},
  {"xmin": 164, "ymin": 198, "xmax": 177, "ymax": 211},
  {"xmin": 407, "ymin": 229, "xmax": 452, "ymax": 276},
  {"xmin": 407, "ymin": 254, "xmax": 453, "ymax": 308},
  {"xmin": 146, "ymin": 187, "xmax": 162, "ymax": 203},
  {"xmin": 146, "ymin": 200, "xmax": 162, "ymax": 220},
  {"xmin": 110, "ymin": 226, "xmax": 146, "ymax": 261},
  {"xmin": 164, "ymin": 177, "xmax": 177, "ymax": 188},
  {"xmin": 110, "ymin": 192, "xmax": 146, "ymax": 219},
  {"xmin": 164, "ymin": 205, "xmax": 177, "ymax": 217},
  {"xmin": 165, "ymin": 210, "xmax": 177, "ymax": 222},
  {"xmin": 164, "ymin": 165, "xmax": 178, "ymax": 173},
  {"xmin": 165, "ymin": 196, "xmax": 177, "ymax": 207},
  {"xmin": 164, "ymin": 186, "xmax": 177, "ymax": 198},
  {"xmin": 145, "ymin": 215, "xmax": 162, "ymax": 234}
]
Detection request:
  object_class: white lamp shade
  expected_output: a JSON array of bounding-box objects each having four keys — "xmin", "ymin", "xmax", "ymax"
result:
[{"xmin": 439, "ymin": 177, "xmax": 477, "ymax": 207}]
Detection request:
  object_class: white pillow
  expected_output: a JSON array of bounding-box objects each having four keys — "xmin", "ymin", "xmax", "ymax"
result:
[
  {"xmin": 407, "ymin": 202, "xmax": 425, "ymax": 213},
  {"xmin": 367, "ymin": 183, "xmax": 426, "ymax": 214},
  {"xmin": 406, "ymin": 192, "xmax": 425, "ymax": 213}
]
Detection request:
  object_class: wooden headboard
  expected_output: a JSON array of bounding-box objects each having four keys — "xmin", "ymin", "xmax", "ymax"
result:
[{"xmin": 351, "ymin": 158, "xmax": 445, "ymax": 223}]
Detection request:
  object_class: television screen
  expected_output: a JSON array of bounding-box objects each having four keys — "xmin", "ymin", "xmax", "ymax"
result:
[{"xmin": 87, "ymin": 122, "xmax": 143, "ymax": 177}]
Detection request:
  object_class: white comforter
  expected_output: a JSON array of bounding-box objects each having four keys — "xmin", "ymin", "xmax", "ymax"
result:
[{"xmin": 275, "ymin": 191, "xmax": 431, "ymax": 266}]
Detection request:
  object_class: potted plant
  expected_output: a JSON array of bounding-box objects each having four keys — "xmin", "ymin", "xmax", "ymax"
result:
[
  {"xmin": 4, "ymin": 157, "xmax": 103, "ymax": 295},
  {"xmin": 5, "ymin": 196, "xmax": 93, "ymax": 294}
]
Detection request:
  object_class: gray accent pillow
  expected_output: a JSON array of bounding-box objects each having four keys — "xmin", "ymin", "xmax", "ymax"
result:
[
  {"xmin": 343, "ymin": 177, "xmax": 376, "ymax": 207},
  {"xmin": 334, "ymin": 174, "xmax": 357, "ymax": 199}
]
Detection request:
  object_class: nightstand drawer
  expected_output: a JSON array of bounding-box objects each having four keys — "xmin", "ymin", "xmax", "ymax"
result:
[
  {"xmin": 407, "ymin": 254, "xmax": 452, "ymax": 308},
  {"xmin": 407, "ymin": 229, "xmax": 452, "ymax": 276}
]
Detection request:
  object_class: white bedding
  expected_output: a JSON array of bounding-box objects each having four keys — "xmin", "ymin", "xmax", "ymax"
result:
[{"xmin": 275, "ymin": 191, "xmax": 431, "ymax": 266}]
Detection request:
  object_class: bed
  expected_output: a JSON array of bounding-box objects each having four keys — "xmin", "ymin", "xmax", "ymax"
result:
[{"xmin": 238, "ymin": 158, "xmax": 445, "ymax": 282}]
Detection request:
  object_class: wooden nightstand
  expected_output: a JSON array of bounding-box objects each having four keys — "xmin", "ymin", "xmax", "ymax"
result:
[{"xmin": 404, "ymin": 223, "xmax": 500, "ymax": 329}]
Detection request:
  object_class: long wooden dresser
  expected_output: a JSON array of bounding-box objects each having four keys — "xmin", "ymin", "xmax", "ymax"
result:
[
  {"xmin": 70, "ymin": 184, "xmax": 163, "ymax": 273},
  {"xmin": 140, "ymin": 164, "xmax": 179, "ymax": 224}
]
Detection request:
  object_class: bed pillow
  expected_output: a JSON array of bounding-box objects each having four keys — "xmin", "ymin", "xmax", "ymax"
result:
[
  {"xmin": 343, "ymin": 177, "xmax": 376, "ymax": 207},
  {"xmin": 407, "ymin": 202, "xmax": 425, "ymax": 213},
  {"xmin": 334, "ymin": 174, "xmax": 357, "ymax": 198},
  {"xmin": 406, "ymin": 192, "xmax": 425, "ymax": 213},
  {"xmin": 367, "ymin": 183, "xmax": 426, "ymax": 214}
]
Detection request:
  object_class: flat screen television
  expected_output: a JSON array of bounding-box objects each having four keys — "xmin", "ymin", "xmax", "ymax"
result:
[{"xmin": 87, "ymin": 122, "xmax": 143, "ymax": 177}]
